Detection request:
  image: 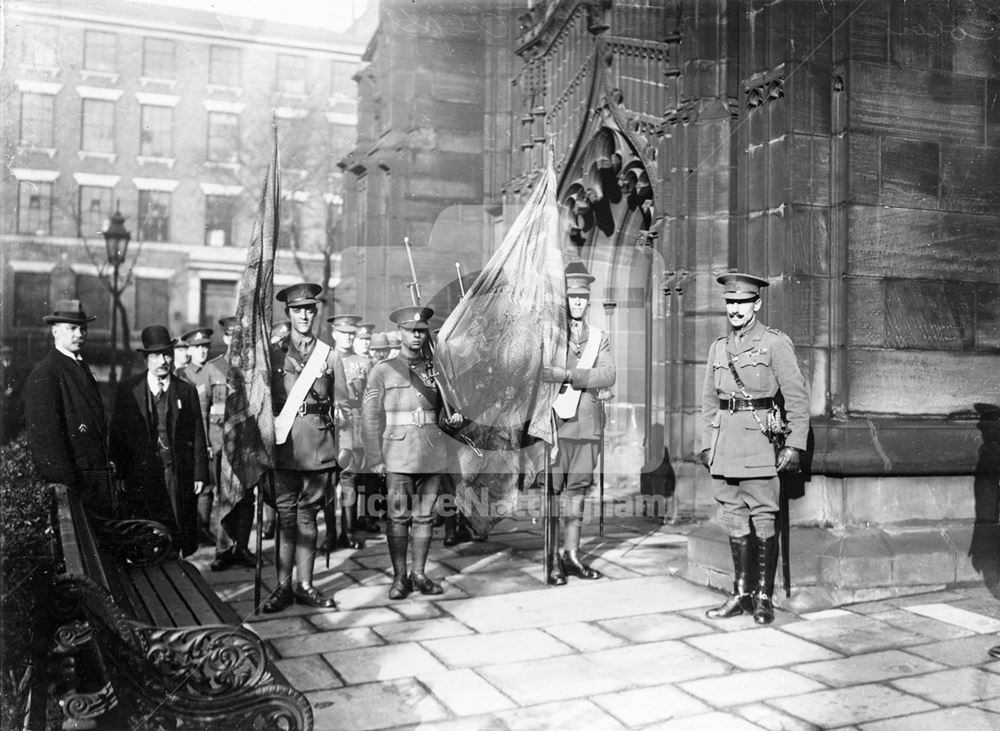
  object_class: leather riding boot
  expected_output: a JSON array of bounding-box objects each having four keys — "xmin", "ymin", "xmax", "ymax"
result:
[
  {"xmin": 561, "ymin": 519, "xmax": 602, "ymax": 580},
  {"xmin": 409, "ymin": 523, "xmax": 443, "ymax": 595},
  {"xmin": 338, "ymin": 502, "xmax": 364, "ymax": 550},
  {"xmin": 754, "ymin": 535, "xmax": 779, "ymax": 625},
  {"xmin": 546, "ymin": 514, "xmax": 566, "ymax": 585},
  {"xmin": 706, "ymin": 535, "xmax": 755, "ymax": 619},
  {"xmin": 386, "ymin": 526, "xmax": 412, "ymax": 600}
]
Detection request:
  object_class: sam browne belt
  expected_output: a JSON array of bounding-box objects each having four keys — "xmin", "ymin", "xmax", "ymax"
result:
[
  {"xmin": 384, "ymin": 409, "xmax": 440, "ymax": 427},
  {"xmin": 719, "ymin": 396, "xmax": 774, "ymax": 413}
]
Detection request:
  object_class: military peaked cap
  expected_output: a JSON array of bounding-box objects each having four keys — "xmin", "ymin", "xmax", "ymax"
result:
[
  {"xmin": 217, "ymin": 315, "xmax": 239, "ymax": 335},
  {"xmin": 327, "ymin": 314, "xmax": 361, "ymax": 332},
  {"xmin": 277, "ymin": 282, "xmax": 323, "ymax": 307},
  {"xmin": 180, "ymin": 327, "xmax": 213, "ymax": 345},
  {"xmin": 565, "ymin": 260, "xmax": 595, "ymax": 295},
  {"xmin": 717, "ymin": 272, "xmax": 769, "ymax": 301},
  {"xmin": 356, "ymin": 322, "xmax": 375, "ymax": 338},
  {"xmin": 390, "ymin": 306, "xmax": 434, "ymax": 331}
]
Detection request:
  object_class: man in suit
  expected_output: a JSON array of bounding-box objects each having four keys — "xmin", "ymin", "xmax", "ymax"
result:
[
  {"xmin": 110, "ymin": 326, "xmax": 209, "ymax": 557},
  {"xmin": 25, "ymin": 300, "xmax": 114, "ymax": 515},
  {"xmin": 176, "ymin": 326, "xmax": 215, "ymax": 545},
  {"xmin": 699, "ymin": 273, "xmax": 809, "ymax": 625},
  {"xmin": 541, "ymin": 261, "xmax": 616, "ymax": 585}
]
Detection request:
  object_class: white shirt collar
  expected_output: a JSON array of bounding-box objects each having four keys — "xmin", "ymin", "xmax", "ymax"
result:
[{"xmin": 147, "ymin": 371, "xmax": 170, "ymax": 394}]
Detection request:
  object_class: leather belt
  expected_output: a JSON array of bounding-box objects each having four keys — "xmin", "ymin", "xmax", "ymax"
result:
[
  {"xmin": 385, "ymin": 409, "xmax": 439, "ymax": 427},
  {"xmin": 298, "ymin": 402, "xmax": 329, "ymax": 416},
  {"xmin": 719, "ymin": 397, "xmax": 774, "ymax": 412}
]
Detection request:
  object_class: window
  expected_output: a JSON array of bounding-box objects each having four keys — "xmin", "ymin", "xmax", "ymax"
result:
[
  {"xmin": 276, "ymin": 54, "xmax": 307, "ymax": 95},
  {"xmin": 76, "ymin": 275, "xmax": 112, "ymax": 327},
  {"xmin": 78, "ymin": 186, "xmax": 114, "ymax": 238},
  {"xmin": 19, "ymin": 92, "xmax": 55, "ymax": 147},
  {"xmin": 280, "ymin": 116, "xmax": 310, "ymax": 170},
  {"xmin": 138, "ymin": 190, "xmax": 170, "ymax": 242},
  {"xmin": 142, "ymin": 38, "xmax": 175, "ymax": 79},
  {"xmin": 200, "ymin": 280, "xmax": 237, "ymax": 329},
  {"xmin": 84, "ymin": 31, "xmax": 116, "ymax": 72},
  {"xmin": 330, "ymin": 60, "xmax": 355, "ymax": 99},
  {"xmin": 17, "ymin": 181, "xmax": 52, "ymax": 235},
  {"xmin": 13, "ymin": 272, "xmax": 50, "ymax": 327},
  {"xmin": 21, "ymin": 24, "xmax": 58, "ymax": 68},
  {"xmin": 204, "ymin": 195, "xmax": 237, "ymax": 247},
  {"xmin": 140, "ymin": 105, "xmax": 173, "ymax": 157},
  {"xmin": 81, "ymin": 99, "xmax": 115, "ymax": 153},
  {"xmin": 207, "ymin": 112, "xmax": 240, "ymax": 163},
  {"xmin": 133, "ymin": 278, "xmax": 170, "ymax": 330},
  {"xmin": 209, "ymin": 46, "xmax": 241, "ymax": 87}
]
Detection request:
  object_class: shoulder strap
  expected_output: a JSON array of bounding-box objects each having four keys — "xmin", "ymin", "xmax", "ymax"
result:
[
  {"xmin": 274, "ymin": 340, "xmax": 332, "ymax": 445},
  {"xmin": 725, "ymin": 349, "xmax": 770, "ymax": 438},
  {"xmin": 552, "ymin": 328, "xmax": 602, "ymax": 419}
]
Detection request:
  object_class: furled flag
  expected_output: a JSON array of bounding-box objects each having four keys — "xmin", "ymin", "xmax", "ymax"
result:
[
  {"xmin": 434, "ymin": 162, "xmax": 567, "ymax": 534},
  {"xmin": 219, "ymin": 123, "xmax": 279, "ymax": 506}
]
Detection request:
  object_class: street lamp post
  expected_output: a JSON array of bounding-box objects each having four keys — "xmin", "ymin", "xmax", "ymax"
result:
[{"xmin": 102, "ymin": 207, "xmax": 131, "ymax": 386}]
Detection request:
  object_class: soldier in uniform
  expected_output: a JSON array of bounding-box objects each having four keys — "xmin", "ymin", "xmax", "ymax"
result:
[
  {"xmin": 173, "ymin": 338, "xmax": 191, "ymax": 371},
  {"xmin": 322, "ymin": 314, "xmax": 367, "ymax": 550},
  {"xmin": 363, "ymin": 306, "xmax": 463, "ymax": 599},
  {"xmin": 699, "ymin": 273, "xmax": 809, "ymax": 625},
  {"xmin": 206, "ymin": 316, "xmax": 257, "ymax": 571},
  {"xmin": 370, "ymin": 332, "xmax": 392, "ymax": 363},
  {"xmin": 176, "ymin": 326, "xmax": 216, "ymax": 545},
  {"xmin": 541, "ymin": 262, "xmax": 616, "ymax": 585},
  {"xmin": 354, "ymin": 322, "xmax": 375, "ymax": 362},
  {"xmin": 264, "ymin": 283, "xmax": 353, "ymax": 613}
]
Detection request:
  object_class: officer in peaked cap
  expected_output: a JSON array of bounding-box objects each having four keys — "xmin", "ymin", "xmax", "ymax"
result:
[
  {"xmin": 176, "ymin": 326, "xmax": 216, "ymax": 545},
  {"xmin": 263, "ymin": 282, "xmax": 352, "ymax": 612},
  {"xmin": 354, "ymin": 322, "xmax": 375, "ymax": 359},
  {"xmin": 700, "ymin": 272, "xmax": 809, "ymax": 625},
  {"xmin": 541, "ymin": 261, "xmax": 616, "ymax": 586},
  {"xmin": 362, "ymin": 304, "xmax": 462, "ymax": 600}
]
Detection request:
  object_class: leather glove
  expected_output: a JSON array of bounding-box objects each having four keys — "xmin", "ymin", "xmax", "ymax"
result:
[
  {"xmin": 776, "ymin": 447, "xmax": 801, "ymax": 474},
  {"xmin": 443, "ymin": 411, "xmax": 464, "ymax": 428},
  {"xmin": 541, "ymin": 366, "xmax": 570, "ymax": 383},
  {"xmin": 698, "ymin": 448, "xmax": 711, "ymax": 470}
]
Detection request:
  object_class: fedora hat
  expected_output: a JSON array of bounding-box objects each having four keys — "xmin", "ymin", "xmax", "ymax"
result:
[
  {"xmin": 136, "ymin": 325, "xmax": 177, "ymax": 354},
  {"xmin": 43, "ymin": 299, "xmax": 97, "ymax": 325}
]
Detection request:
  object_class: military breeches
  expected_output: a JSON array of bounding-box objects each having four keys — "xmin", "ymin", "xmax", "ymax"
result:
[
  {"xmin": 386, "ymin": 472, "xmax": 442, "ymax": 527},
  {"xmin": 272, "ymin": 469, "xmax": 330, "ymax": 533},
  {"xmin": 712, "ymin": 476, "xmax": 778, "ymax": 539},
  {"xmin": 551, "ymin": 440, "xmax": 598, "ymax": 494}
]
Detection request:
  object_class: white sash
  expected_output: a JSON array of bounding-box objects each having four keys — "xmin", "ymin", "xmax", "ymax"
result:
[
  {"xmin": 274, "ymin": 340, "xmax": 332, "ymax": 445},
  {"xmin": 552, "ymin": 328, "xmax": 601, "ymax": 419}
]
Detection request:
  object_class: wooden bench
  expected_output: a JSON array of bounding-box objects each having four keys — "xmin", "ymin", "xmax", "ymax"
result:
[{"xmin": 50, "ymin": 484, "xmax": 313, "ymax": 730}]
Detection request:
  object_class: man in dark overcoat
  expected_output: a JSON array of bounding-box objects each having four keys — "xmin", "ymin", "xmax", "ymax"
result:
[
  {"xmin": 25, "ymin": 300, "xmax": 114, "ymax": 515},
  {"xmin": 110, "ymin": 326, "xmax": 208, "ymax": 557}
]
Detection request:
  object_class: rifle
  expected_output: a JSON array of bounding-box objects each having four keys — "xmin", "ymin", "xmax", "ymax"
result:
[{"xmin": 598, "ymin": 399, "xmax": 606, "ymax": 537}]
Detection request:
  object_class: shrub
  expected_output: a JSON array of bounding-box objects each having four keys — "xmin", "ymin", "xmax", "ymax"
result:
[{"xmin": 0, "ymin": 436, "xmax": 55, "ymax": 731}]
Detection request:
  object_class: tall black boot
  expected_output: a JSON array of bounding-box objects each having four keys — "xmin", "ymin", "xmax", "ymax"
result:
[
  {"xmin": 338, "ymin": 499, "xmax": 364, "ymax": 549},
  {"xmin": 319, "ymin": 496, "xmax": 337, "ymax": 553},
  {"xmin": 546, "ymin": 510, "xmax": 566, "ymax": 586},
  {"xmin": 706, "ymin": 535, "xmax": 755, "ymax": 619},
  {"xmin": 409, "ymin": 523, "xmax": 443, "ymax": 595},
  {"xmin": 386, "ymin": 525, "xmax": 411, "ymax": 600},
  {"xmin": 754, "ymin": 535, "xmax": 779, "ymax": 625}
]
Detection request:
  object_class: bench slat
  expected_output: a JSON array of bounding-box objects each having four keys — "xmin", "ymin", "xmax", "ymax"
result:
[
  {"xmin": 127, "ymin": 566, "xmax": 176, "ymax": 627},
  {"xmin": 173, "ymin": 560, "xmax": 242, "ymax": 625}
]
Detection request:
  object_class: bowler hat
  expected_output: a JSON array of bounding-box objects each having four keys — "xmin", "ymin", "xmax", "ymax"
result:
[
  {"xmin": 277, "ymin": 282, "xmax": 322, "ymax": 307},
  {"xmin": 43, "ymin": 299, "xmax": 97, "ymax": 325},
  {"xmin": 717, "ymin": 272, "xmax": 769, "ymax": 301},
  {"xmin": 136, "ymin": 325, "xmax": 177, "ymax": 354},
  {"xmin": 327, "ymin": 314, "xmax": 361, "ymax": 332},
  {"xmin": 180, "ymin": 327, "xmax": 213, "ymax": 346},
  {"xmin": 389, "ymin": 306, "xmax": 434, "ymax": 331},
  {"xmin": 370, "ymin": 332, "xmax": 390, "ymax": 350},
  {"xmin": 565, "ymin": 261, "xmax": 595, "ymax": 296}
]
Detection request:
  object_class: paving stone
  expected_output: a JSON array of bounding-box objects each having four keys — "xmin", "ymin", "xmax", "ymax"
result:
[
  {"xmin": 769, "ymin": 683, "xmax": 937, "ymax": 727},
  {"xmin": 678, "ymin": 607, "xmax": 761, "ymax": 632},
  {"xmin": 951, "ymin": 598, "xmax": 1000, "ymax": 621},
  {"xmin": 859, "ymin": 705, "xmax": 1000, "ymax": 730},
  {"xmin": 592, "ymin": 684, "xmax": 711, "ymax": 726},
  {"xmin": 687, "ymin": 628, "xmax": 840, "ymax": 670},
  {"xmin": 867, "ymin": 608, "xmax": 976, "ymax": 641},
  {"xmin": 973, "ymin": 697, "xmax": 1000, "ymax": 713},
  {"xmin": 493, "ymin": 698, "xmax": 628, "ymax": 730},
  {"xmin": 597, "ymin": 612, "xmax": 713, "ymax": 643},
  {"xmin": 791, "ymin": 649, "xmax": 945, "ymax": 688},
  {"xmin": 679, "ymin": 668, "xmax": 826, "ymax": 706},
  {"xmin": 308, "ymin": 606, "xmax": 401, "ymax": 630},
  {"xmin": 640, "ymin": 711, "xmax": 767, "ymax": 730},
  {"xmin": 478, "ymin": 654, "xmax": 634, "ymax": 705},
  {"xmin": 307, "ymin": 677, "xmax": 448, "ymax": 731},
  {"xmin": 436, "ymin": 550, "xmax": 517, "ymax": 573},
  {"xmin": 780, "ymin": 614, "xmax": 927, "ymax": 655},
  {"xmin": 346, "ymin": 569, "xmax": 393, "ymax": 586},
  {"xmin": 390, "ymin": 601, "xmax": 445, "ymax": 620},
  {"xmin": 890, "ymin": 666, "xmax": 1000, "ymax": 705},
  {"xmin": 271, "ymin": 627, "xmax": 384, "ymax": 658},
  {"xmin": 543, "ymin": 622, "xmax": 630, "ymax": 652},
  {"xmin": 903, "ymin": 603, "xmax": 1000, "ymax": 633},
  {"xmin": 801, "ymin": 609, "xmax": 854, "ymax": 621},
  {"xmin": 584, "ymin": 640, "xmax": 732, "ymax": 686},
  {"xmin": 444, "ymin": 569, "xmax": 546, "ymax": 596},
  {"xmin": 845, "ymin": 600, "xmax": 899, "ymax": 616},
  {"xmin": 735, "ymin": 702, "xmax": 826, "ymax": 731},
  {"xmin": 274, "ymin": 655, "xmax": 343, "ymax": 691},
  {"xmin": 440, "ymin": 575, "xmax": 719, "ymax": 633},
  {"xmin": 323, "ymin": 641, "xmax": 448, "ymax": 684},
  {"xmin": 392, "ymin": 716, "xmax": 507, "ymax": 731},
  {"xmin": 422, "ymin": 628, "xmax": 574, "ymax": 668},
  {"xmin": 906, "ymin": 634, "xmax": 1000, "ymax": 666},
  {"xmin": 419, "ymin": 668, "xmax": 516, "ymax": 715},
  {"xmin": 245, "ymin": 615, "xmax": 315, "ymax": 640},
  {"xmin": 372, "ymin": 618, "xmax": 474, "ymax": 643}
]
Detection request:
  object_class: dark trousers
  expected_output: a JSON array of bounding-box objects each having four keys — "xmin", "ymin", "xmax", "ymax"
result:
[{"xmin": 386, "ymin": 472, "xmax": 443, "ymax": 527}]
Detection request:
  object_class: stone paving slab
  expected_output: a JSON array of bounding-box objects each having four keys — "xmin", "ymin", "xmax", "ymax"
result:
[
  {"xmin": 541, "ymin": 621, "xmax": 629, "ymax": 652},
  {"xmin": 905, "ymin": 634, "xmax": 1000, "ymax": 667},
  {"xmin": 441, "ymin": 575, "xmax": 719, "ymax": 633},
  {"xmin": 307, "ymin": 606, "xmax": 402, "ymax": 630},
  {"xmin": 444, "ymin": 568, "xmax": 546, "ymax": 596},
  {"xmin": 591, "ymin": 684, "xmax": 711, "ymax": 726},
  {"xmin": 687, "ymin": 627, "xmax": 841, "ymax": 670},
  {"xmin": 582, "ymin": 640, "xmax": 732, "ymax": 686},
  {"xmin": 392, "ymin": 715, "xmax": 506, "ymax": 730},
  {"xmin": 322, "ymin": 641, "xmax": 448, "ymax": 684},
  {"xmin": 904, "ymin": 603, "xmax": 1000, "ymax": 633},
  {"xmin": 372, "ymin": 617, "xmax": 474, "ymax": 643},
  {"xmin": 422, "ymin": 628, "xmax": 574, "ymax": 668},
  {"xmin": 735, "ymin": 702, "xmax": 829, "ymax": 731},
  {"xmin": 889, "ymin": 666, "xmax": 1000, "ymax": 706},
  {"xmin": 779, "ymin": 614, "xmax": 928, "ymax": 655},
  {"xmin": 641, "ymin": 710, "xmax": 767, "ymax": 730},
  {"xmin": 791, "ymin": 649, "xmax": 945, "ymax": 688},
  {"xmin": 866, "ymin": 608, "xmax": 977, "ymax": 641},
  {"xmin": 270, "ymin": 626, "xmax": 384, "ymax": 658},
  {"xmin": 419, "ymin": 668, "xmax": 516, "ymax": 716},
  {"xmin": 245, "ymin": 615, "xmax": 315, "ymax": 640},
  {"xmin": 769, "ymin": 683, "xmax": 938, "ymax": 727},
  {"xmin": 493, "ymin": 698, "xmax": 629, "ymax": 730},
  {"xmin": 859, "ymin": 705, "xmax": 1000, "ymax": 730},
  {"xmin": 274, "ymin": 655, "xmax": 343, "ymax": 691},
  {"xmin": 307, "ymin": 677, "xmax": 449, "ymax": 731},
  {"xmin": 596, "ymin": 611, "xmax": 713, "ymax": 643},
  {"xmin": 477, "ymin": 654, "xmax": 636, "ymax": 705},
  {"xmin": 679, "ymin": 668, "xmax": 827, "ymax": 707}
]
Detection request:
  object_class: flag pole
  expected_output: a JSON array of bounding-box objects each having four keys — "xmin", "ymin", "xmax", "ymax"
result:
[
  {"xmin": 542, "ymin": 442, "xmax": 552, "ymax": 582},
  {"xmin": 253, "ymin": 474, "xmax": 266, "ymax": 613}
]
